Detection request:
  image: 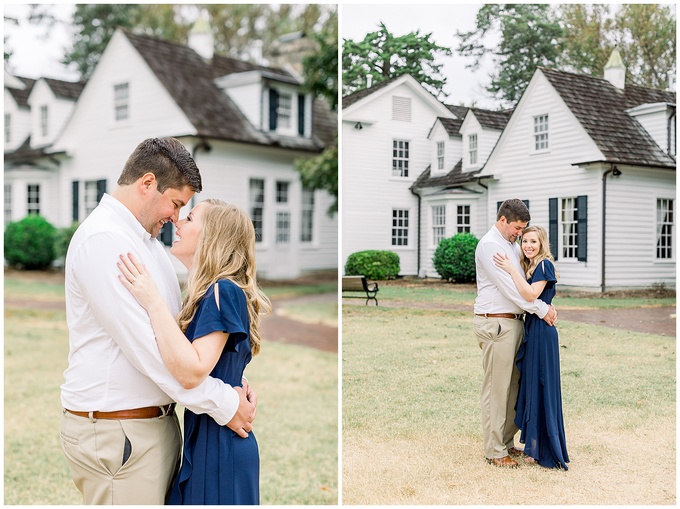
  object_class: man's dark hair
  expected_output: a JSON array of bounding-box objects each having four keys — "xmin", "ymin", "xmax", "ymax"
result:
[
  {"xmin": 497, "ymin": 199, "xmax": 530, "ymax": 223},
  {"xmin": 117, "ymin": 138, "xmax": 202, "ymax": 193}
]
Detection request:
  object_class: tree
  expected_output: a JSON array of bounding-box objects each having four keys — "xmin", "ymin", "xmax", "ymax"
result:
[
  {"xmin": 615, "ymin": 4, "xmax": 676, "ymax": 90},
  {"xmin": 343, "ymin": 22, "xmax": 452, "ymax": 99},
  {"xmin": 456, "ymin": 4, "xmax": 563, "ymax": 105},
  {"xmin": 295, "ymin": 18, "xmax": 339, "ymax": 216},
  {"xmin": 558, "ymin": 4, "xmax": 616, "ymax": 77}
]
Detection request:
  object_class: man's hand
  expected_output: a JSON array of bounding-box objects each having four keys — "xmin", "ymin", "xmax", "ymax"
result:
[
  {"xmin": 543, "ymin": 304, "xmax": 557, "ymax": 326},
  {"xmin": 226, "ymin": 386, "xmax": 256, "ymax": 438},
  {"xmin": 242, "ymin": 378, "xmax": 258, "ymax": 420}
]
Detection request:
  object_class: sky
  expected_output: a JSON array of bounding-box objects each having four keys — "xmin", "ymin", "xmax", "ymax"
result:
[
  {"xmin": 5, "ymin": 3, "xmax": 498, "ymax": 109},
  {"xmin": 341, "ymin": 3, "xmax": 499, "ymax": 108}
]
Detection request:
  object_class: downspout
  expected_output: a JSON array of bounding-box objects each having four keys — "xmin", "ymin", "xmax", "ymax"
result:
[
  {"xmin": 601, "ymin": 164, "xmax": 621, "ymax": 292},
  {"xmin": 410, "ymin": 186, "xmax": 422, "ymax": 277}
]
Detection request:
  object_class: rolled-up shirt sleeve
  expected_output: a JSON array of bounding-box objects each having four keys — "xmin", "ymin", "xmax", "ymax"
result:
[
  {"xmin": 72, "ymin": 232, "xmax": 238, "ymax": 425},
  {"xmin": 477, "ymin": 240, "xmax": 549, "ymax": 319}
]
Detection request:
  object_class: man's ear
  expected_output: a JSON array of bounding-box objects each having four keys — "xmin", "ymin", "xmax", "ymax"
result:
[{"xmin": 139, "ymin": 173, "xmax": 157, "ymax": 194}]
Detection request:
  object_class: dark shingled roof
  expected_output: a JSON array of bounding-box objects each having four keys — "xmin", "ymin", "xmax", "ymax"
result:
[
  {"xmin": 411, "ymin": 159, "xmax": 483, "ymax": 190},
  {"xmin": 43, "ymin": 78, "xmax": 86, "ymax": 100},
  {"xmin": 540, "ymin": 67, "xmax": 675, "ymax": 169},
  {"xmin": 445, "ymin": 104, "xmax": 469, "ymax": 119},
  {"xmin": 6, "ymin": 77, "xmax": 36, "ymax": 107},
  {"xmin": 123, "ymin": 30, "xmax": 335, "ymax": 152},
  {"xmin": 469, "ymin": 107, "xmax": 513, "ymax": 130},
  {"xmin": 437, "ymin": 117, "xmax": 463, "ymax": 137}
]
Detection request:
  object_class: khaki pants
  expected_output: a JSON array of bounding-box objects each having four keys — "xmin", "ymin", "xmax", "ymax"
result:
[
  {"xmin": 60, "ymin": 409, "xmax": 182, "ymax": 504},
  {"xmin": 473, "ymin": 315, "xmax": 525, "ymax": 459}
]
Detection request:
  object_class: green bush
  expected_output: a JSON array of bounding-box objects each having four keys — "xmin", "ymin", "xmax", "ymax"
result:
[
  {"xmin": 54, "ymin": 222, "xmax": 79, "ymax": 261},
  {"xmin": 432, "ymin": 232, "xmax": 479, "ymax": 283},
  {"xmin": 345, "ymin": 250, "xmax": 400, "ymax": 280},
  {"xmin": 4, "ymin": 215, "xmax": 57, "ymax": 270}
]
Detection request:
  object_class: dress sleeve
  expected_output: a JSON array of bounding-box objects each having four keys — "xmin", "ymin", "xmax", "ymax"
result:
[
  {"xmin": 192, "ymin": 279, "xmax": 249, "ymax": 349},
  {"xmin": 533, "ymin": 259, "xmax": 557, "ymax": 286}
]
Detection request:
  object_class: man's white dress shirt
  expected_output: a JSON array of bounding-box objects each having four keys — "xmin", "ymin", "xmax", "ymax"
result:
[
  {"xmin": 61, "ymin": 194, "xmax": 238, "ymax": 425},
  {"xmin": 474, "ymin": 225, "xmax": 549, "ymax": 318}
]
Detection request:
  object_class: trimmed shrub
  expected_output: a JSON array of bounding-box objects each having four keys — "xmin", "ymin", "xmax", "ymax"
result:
[
  {"xmin": 345, "ymin": 250, "xmax": 400, "ymax": 280},
  {"xmin": 4, "ymin": 215, "xmax": 57, "ymax": 270},
  {"xmin": 433, "ymin": 232, "xmax": 479, "ymax": 283},
  {"xmin": 54, "ymin": 222, "xmax": 80, "ymax": 261}
]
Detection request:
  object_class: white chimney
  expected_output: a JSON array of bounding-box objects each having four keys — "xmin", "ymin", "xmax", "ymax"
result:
[
  {"xmin": 189, "ymin": 10, "xmax": 214, "ymax": 60},
  {"xmin": 604, "ymin": 47, "xmax": 626, "ymax": 90},
  {"xmin": 366, "ymin": 74, "xmax": 373, "ymax": 88}
]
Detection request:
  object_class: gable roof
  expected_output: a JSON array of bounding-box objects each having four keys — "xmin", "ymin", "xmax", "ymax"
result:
[
  {"xmin": 342, "ymin": 75, "xmax": 401, "ymax": 109},
  {"xmin": 122, "ymin": 30, "xmax": 335, "ymax": 152},
  {"xmin": 411, "ymin": 159, "xmax": 482, "ymax": 190},
  {"xmin": 43, "ymin": 77, "xmax": 86, "ymax": 101},
  {"xmin": 539, "ymin": 67, "xmax": 675, "ymax": 169},
  {"xmin": 6, "ymin": 77, "xmax": 36, "ymax": 107},
  {"xmin": 445, "ymin": 104, "xmax": 469, "ymax": 119},
  {"xmin": 436, "ymin": 117, "xmax": 464, "ymax": 137},
  {"xmin": 469, "ymin": 107, "xmax": 513, "ymax": 130}
]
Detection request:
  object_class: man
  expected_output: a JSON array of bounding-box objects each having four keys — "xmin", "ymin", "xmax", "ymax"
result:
[
  {"xmin": 60, "ymin": 138, "xmax": 256, "ymax": 504},
  {"xmin": 473, "ymin": 199, "xmax": 556, "ymax": 468}
]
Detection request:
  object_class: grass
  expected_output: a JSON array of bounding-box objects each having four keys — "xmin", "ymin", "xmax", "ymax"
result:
[
  {"xmin": 342, "ymin": 304, "xmax": 675, "ymax": 505},
  {"xmin": 374, "ymin": 281, "xmax": 676, "ymax": 309},
  {"xmin": 4, "ymin": 276, "xmax": 338, "ymax": 505}
]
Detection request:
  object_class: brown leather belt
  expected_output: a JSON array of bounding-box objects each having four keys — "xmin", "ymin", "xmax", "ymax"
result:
[
  {"xmin": 65, "ymin": 403, "xmax": 175, "ymax": 420},
  {"xmin": 475, "ymin": 313, "xmax": 524, "ymax": 320}
]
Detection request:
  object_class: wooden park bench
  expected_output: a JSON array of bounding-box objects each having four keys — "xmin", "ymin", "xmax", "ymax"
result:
[{"xmin": 342, "ymin": 275, "xmax": 379, "ymax": 306}]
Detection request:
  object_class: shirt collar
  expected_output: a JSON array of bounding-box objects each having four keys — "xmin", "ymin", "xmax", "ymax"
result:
[{"xmin": 99, "ymin": 194, "xmax": 155, "ymax": 242}]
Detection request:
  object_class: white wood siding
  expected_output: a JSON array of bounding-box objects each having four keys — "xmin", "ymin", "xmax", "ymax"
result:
[
  {"xmin": 222, "ymin": 82, "xmax": 263, "ymax": 129},
  {"xmin": 4, "ymin": 166, "xmax": 60, "ymax": 225},
  {"xmin": 3, "ymin": 91, "xmax": 31, "ymax": 151},
  {"xmin": 342, "ymin": 82, "xmax": 444, "ymax": 275},
  {"xmin": 28, "ymin": 80, "xmax": 77, "ymax": 149},
  {"xmin": 628, "ymin": 107, "xmax": 671, "ymax": 157}
]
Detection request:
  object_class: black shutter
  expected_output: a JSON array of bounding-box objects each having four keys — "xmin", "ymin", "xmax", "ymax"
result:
[
  {"xmin": 72, "ymin": 180, "xmax": 79, "ymax": 222},
  {"xmin": 160, "ymin": 223, "xmax": 173, "ymax": 247},
  {"xmin": 96, "ymin": 179, "xmax": 107, "ymax": 203},
  {"xmin": 549, "ymin": 197, "xmax": 558, "ymax": 260},
  {"xmin": 269, "ymin": 88, "xmax": 279, "ymax": 131},
  {"xmin": 298, "ymin": 94, "xmax": 305, "ymax": 136},
  {"xmin": 576, "ymin": 194, "xmax": 588, "ymax": 261}
]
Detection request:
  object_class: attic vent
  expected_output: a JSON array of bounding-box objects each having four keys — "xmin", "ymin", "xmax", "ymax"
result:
[{"xmin": 392, "ymin": 96, "xmax": 412, "ymax": 122}]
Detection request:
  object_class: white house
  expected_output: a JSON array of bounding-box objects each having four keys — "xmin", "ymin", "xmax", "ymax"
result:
[
  {"xmin": 342, "ymin": 51, "xmax": 676, "ymax": 291},
  {"xmin": 4, "ymin": 26, "xmax": 338, "ymax": 280}
]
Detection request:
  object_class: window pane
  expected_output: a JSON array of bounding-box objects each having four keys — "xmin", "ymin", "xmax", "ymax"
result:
[{"xmin": 249, "ymin": 179, "xmax": 265, "ymax": 242}]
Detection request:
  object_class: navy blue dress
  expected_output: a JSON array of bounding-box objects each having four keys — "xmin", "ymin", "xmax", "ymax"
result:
[
  {"xmin": 514, "ymin": 259, "xmax": 569, "ymax": 470},
  {"xmin": 169, "ymin": 279, "xmax": 259, "ymax": 505}
]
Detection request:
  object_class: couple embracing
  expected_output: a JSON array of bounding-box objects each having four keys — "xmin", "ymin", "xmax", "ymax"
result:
[
  {"xmin": 474, "ymin": 198, "xmax": 570, "ymax": 470},
  {"xmin": 60, "ymin": 138, "xmax": 270, "ymax": 504}
]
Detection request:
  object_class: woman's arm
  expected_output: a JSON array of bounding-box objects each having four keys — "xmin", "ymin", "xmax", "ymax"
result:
[
  {"xmin": 117, "ymin": 253, "xmax": 226, "ymax": 389},
  {"xmin": 492, "ymin": 253, "xmax": 547, "ymax": 302}
]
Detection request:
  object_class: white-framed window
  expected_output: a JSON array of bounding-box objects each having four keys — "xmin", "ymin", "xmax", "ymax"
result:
[
  {"xmin": 392, "ymin": 209, "xmax": 409, "ymax": 246},
  {"xmin": 392, "ymin": 140, "xmax": 409, "ymax": 177},
  {"xmin": 657, "ymin": 198, "xmax": 674, "ymax": 259},
  {"xmin": 277, "ymin": 91, "xmax": 293, "ymax": 129},
  {"xmin": 27, "ymin": 184, "xmax": 40, "ymax": 215},
  {"xmin": 457, "ymin": 205, "xmax": 471, "ymax": 233},
  {"xmin": 534, "ymin": 114, "xmax": 549, "ymax": 151},
  {"xmin": 561, "ymin": 197, "xmax": 578, "ymax": 259},
  {"xmin": 114, "ymin": 82, "xmax": 129, "ymax": 121},
  {"xmin": 83, "ymin": 181, "xmax": 100, "ymax": 217},
  {"xmin": 5, "ymin": 113, "xmax": 10, "ymax": 144},
  {"xmin": 40, "ymin": 106, "xmax": 48, "ymax": 137},
  {"xmin": 276, "ymin": 181, "xmax": 289, "ymax": 203},
  {"xmin": 4, "ymin": 184, "xmax": 12, "ymax": 225},
  {"xmin": 249, "ymin": 179, "xmax": 265, "ymax": 243},
  {"xmin": 669, "ymin": 113, "xmax": 676, "ymax": 157},
  {"xmin": 432, "ymin": 205, "xmax": 446, "ymax": 246},
  {"xmin": 469, "ymin": 134, "xmax": 478, "ymax": 165},
  {"xmin": 437, "ymin": 141, "xmax": 445, "ymax": 170},
  {"xmin": 276, "ymin": 211, "xmax": 290, "ymax": 243},
  {"xmin": 300, "ymin": 187, "xmax": 314, "ymax": 243}
]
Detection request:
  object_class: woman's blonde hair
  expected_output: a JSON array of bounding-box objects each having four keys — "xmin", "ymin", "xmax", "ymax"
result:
[
  {"xmin": 176, "ymin": 199, "xmax": 271, "ymax": 355},
  {"xmin": 520, "ymin": 225, "xmax": 559, "ymax": 279}
]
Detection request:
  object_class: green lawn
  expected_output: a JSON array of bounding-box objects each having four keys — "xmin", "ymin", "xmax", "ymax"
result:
[{"xmin": 4, "ymin": 276, "xmax": 338, "ymax": 505}]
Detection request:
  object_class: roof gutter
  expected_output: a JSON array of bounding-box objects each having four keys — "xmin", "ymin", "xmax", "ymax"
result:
[{"xmin": 601, "ymin": 164, "xmax": 622, "ymax": 292}]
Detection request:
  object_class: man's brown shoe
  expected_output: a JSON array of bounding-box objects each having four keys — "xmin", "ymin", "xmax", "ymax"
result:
[
  {"xmin": 508, "ymin": 447, "xmax": 524, "ymax": 457},
  {"xmin": 486, "ymin": 456, "xmax": 519, "ymax": 468}
]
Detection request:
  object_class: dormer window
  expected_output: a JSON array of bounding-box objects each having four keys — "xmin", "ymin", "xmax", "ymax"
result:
[
  {"xmin": 4, "ymin": 114, "xmax": 10, "ymax": 144},
  {"xmin": 268, "ymin": 86, "xmax": 307, "ymax": 137},
  {"xmin": 437, "ymin": 141, "xmax": 445, "ymax": 170},
  {"xmin": 114, "ymin": 82, "xmax": 129, "ymax": 121},
  {"xmin": 40, "ymin": 106, "xmax": 49, "ymax": 137},
  {"xmin": 669, "ymin": 112, "xmax": 676, "ymax": 157},
  {"xmin": 469, "ymin": 134, "xmax": 478, "ymax": 165}
]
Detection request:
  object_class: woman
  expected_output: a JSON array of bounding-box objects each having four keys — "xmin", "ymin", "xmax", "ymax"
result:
[
  {"xmin": 117, "ymin": 198, "xmax": 271, "ymax": 503},
  {"xmin": 493, "ymin": 225, "xmax": 569, "ymax": 470}
]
